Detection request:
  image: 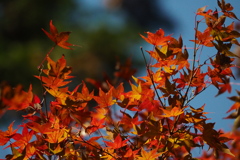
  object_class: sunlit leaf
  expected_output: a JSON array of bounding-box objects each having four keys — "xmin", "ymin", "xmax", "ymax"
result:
[
  {"xmin": 161, "ymin": 107, "xmax": 184, "ymax": 117},
  {"xmin": 140, "ymin": 28, "xmax": 173, "ymax": 46}
]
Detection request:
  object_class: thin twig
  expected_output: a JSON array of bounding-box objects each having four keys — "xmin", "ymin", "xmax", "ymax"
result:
[
  {"xmin": 38, "ymin": 45, "xmax": 55, "ymax": 70},
  {"xmin": 171, "ymin": 17, "xmax": 200, "ymax": 133},
  {"xmin": 38, "ymin": 65, "xmax": 49, "ymax": 121},
  {"xmin": 140, "ymin": 47, "xmax": 164, "ymax": 107},
  {"xmin": 79, "ymin": 135, "xmax": 118, "ymax": 159}
]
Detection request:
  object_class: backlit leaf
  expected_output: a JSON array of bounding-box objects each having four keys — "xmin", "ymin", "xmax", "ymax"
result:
[
  {"xmin": 161, "ymin": 107, "xmax": 184, "ymax": 117},
  {"xmin": 42, "ymin": 20, "xmax": 76, "ymax": 49},
  {"xmin": 104, "ymin": 134, "xmax": 128, "ymax": 149},
  {"xmin": 138, "ymin": 148, "xmax": 162, "ymax": 160},
  {"xmin": 140, "ymin": 28, "xmax": 173, "ymax": 46}
]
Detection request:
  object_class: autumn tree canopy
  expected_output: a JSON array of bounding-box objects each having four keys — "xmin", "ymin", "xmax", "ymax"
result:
[{"xmin": 1, "ymin": 0, "xmax": 240, "ymax": 159}]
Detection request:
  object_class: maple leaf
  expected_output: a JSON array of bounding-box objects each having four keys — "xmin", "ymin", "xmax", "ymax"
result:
[
  {"xmin": 190, "ymin": 28, "xmax": 214, "ymax": 47},
  {"xmin": 138, "ymin": 148, "xmax": 162, "ymax": 160},
  {"xmin": 91, "ymin": 106, "xmax": 108, "ymax": 120},
  {"xmin": 42, "ymin": 20, "xmax": 75, "ymax": 49},
  {"xmin": 215, "ymin": 81, "xmax": 231, "ymax": 96},
  {"xmin": 119, "ymin": 111, "xmax": 143, "ymax": 131},
  {"xmin": 111, "ymin": 82, "xmax": 124, "ymax": 100},
  {"xmin": 202, "ymin": 123, "xmax": 234, "ymax": 157},
  {"xmin": 168, "ymin": 36, "xmax": 183, "ymax": 53},
  {"xmin": 114, "ymin": 58, "xmax": 137, "ymax": 81},
  {"xmin": 161, "ymin": 107, "xmax": 184, "ymax": 117},
  {"xmin": 226, "ymin": 90, "xmax": 240, "ymax": 113},
  {"xmin": 7, "ymin": 144, "xmax": 23, "ymax": 159},
  {"xmin": 0, "ymin": 122, "xmax": 18, "ymax": 146},
  {"xmin": 45, "ymin": 87, "xmax": 69, "ymax": 105},
  {"xmin": 24, "ymin": 144, "xmax": 36, "ymax": 160},
  {"xmin": 85, "ymin": 117, "xmax": 105, "ymax": 134},
  {"xmin": 76, "ymin": 82, "xmax": 93, "ymax": 102},
  {"xmin": 27, "ymin": 122, "xmax": 56, "ymax": 134},
  {"xmin": 127, "ymin": 81, "xmax": 142, "ymax": 101},
  {"xmin": 175, "ymin": 48, "xmax": 190, "ymax": 70},
  {"xmin": 104, "ymin": 134, "xmax": 128, "ymax": 149},
  {"xmin": 93, "ymin": 88, "xmax": 115, "ymax": 108},
  {"xmin": 196, "ymin": 6, "xmax": 207, "ymax": 13},
  {"xmin": 50, "ymin": 144, "xmax": 63, "ymax": 154},
  {"xmin": 28, "ymin": 95, "xmax": 41, "ymax": 110},
  {"xmin": 9, "ymin": 125, "xmax": 34, "ymax": 151},
  {"xmin": 45, "ymin": 128, "xmax": 67, "ymax": 143},
  {"xmin": 124, "ymin": 147, "xmax": 140, "ymax": 158},
  {"xmin": 1, "ymin": 84, "xmax": 35, "ymax": 111},
  {"xmin": 35, "ymin": 55, "xmax": 73, "ymax": 88},
  {"xmin": 80, "ymin": 136, "xmax": 101, "ymax": 151},
  {"xmin": 70, "ymin": 108, "xmax": 91, "ymax": 126},
  {"xmin": 140, "ymin": 28, "xmax": 173, "ymax": 46},
  {"xmin": 45, "ymin": 55, "xmax": 73, "ymax": 79}
]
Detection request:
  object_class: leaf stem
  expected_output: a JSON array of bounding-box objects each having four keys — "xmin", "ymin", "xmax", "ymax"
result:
[{"xmin": 38, "ymin": 45, "xmax": 56, "ymax": 70}]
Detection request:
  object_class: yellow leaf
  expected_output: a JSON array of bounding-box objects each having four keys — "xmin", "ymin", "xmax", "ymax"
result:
[
  {"xmin": 138, "ymin": 148, "xmax": 162, "ymax": 160},
  {"xmin": 161, "ymin": 107, "xmax": 184, "ymax": 117},
  {"xmin": 51, "ymin": 144, "xmax": 63, "ymax": 154},
  {"xmin": 197, "ymin": 6, "xmax": 207, "ymax": 13}
]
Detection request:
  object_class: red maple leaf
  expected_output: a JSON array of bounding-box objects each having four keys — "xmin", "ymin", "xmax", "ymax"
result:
[
  {"xmin": 86, "ymin": 117, "xmax": 105, "ymax": 134},
  {"xmin": 42, "ymin": 20, "xmax": 75, "ymax": 49},
  {"xmin": 120, "ymin": 111, "xmax": 143, "ymax": 131},
  {"xmin": 9, "ymin": 125, "xmax": 34, "ymax": 151}
]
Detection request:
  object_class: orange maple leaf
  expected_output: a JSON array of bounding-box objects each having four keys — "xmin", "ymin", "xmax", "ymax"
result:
[
  {"xmin": 140, "ymin": 28, "xmax": 173, "ymax": 46},
  {"xmin": 93, "ymin": 88, "xmax": 115, "ymax": 107},
  {"xmin": 35, "ymin": 55, "xmax": 73, "ymax": 88},
  {"xmin": 76, "ymin": 82, "xmax": 94, "ymax": 102},
  {"xmin": 120, "ymin": 111, "xmax": 143, "ymax": 131},
  {"xmin": 138, "ymin": 148, "xmax": 162, "ymax": 160},
  {"xmin": 42, "ymin": 20, "xmax": 75, "ymax": 49},
  {"xmin": 24, "ymin": 144, "xmax": 36, "ymax": 160},
  {"xmin": 1, "ymin": 84, "xmax": 35, "ymax": 111},
  {"xmin": 50, "ymin": 144, "xmax": 63, "ymax": 154},
  {"xmin": 27, "ymin": 122, "xmax": 56, "ymax": 134},
  {"xmin": 104, "ymin": 134, "xmax": 128, "ymax": 149},
  {"xmin": 124, "ymin": 147, "xmax": 140, "ymax": 158},
  {"xmin": 128, "ymin": 81, "xmax": 142, "ymax": 101},
  {"xmin": 190, "ymin": 28, "xmax": 214, "ymax": 47},
  {"xmin": 161, "ymin": 107, "xmax": 184, "ymax": 117},
  {"xmin": 45, "ymin": 128, "xmax": 67, "ymax": 143}
]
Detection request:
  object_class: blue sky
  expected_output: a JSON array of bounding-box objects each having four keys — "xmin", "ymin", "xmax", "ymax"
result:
[{"xmin": 161, "ymin": 0, "xmax": 240, "ymax": 131}]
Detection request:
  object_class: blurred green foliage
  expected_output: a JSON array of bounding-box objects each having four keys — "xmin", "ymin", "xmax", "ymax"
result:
[{"xmin": 0, "ymin": 0, "xmax": 175, "ymax": 95}]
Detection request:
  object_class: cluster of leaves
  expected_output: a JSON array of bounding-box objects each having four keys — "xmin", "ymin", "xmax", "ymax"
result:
[{"xmin": 1, "ymin": 0, "xmax": 240, "ymax": 159}]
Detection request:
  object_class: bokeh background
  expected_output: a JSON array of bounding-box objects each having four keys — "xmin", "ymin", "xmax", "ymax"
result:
[
  {"xmin": 0, "ymin": 0, "xmax": 240, "ymax": 157},
  {"xmin": 0, "ymin": 0, "xmax": 175, "ymax": 123}
]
